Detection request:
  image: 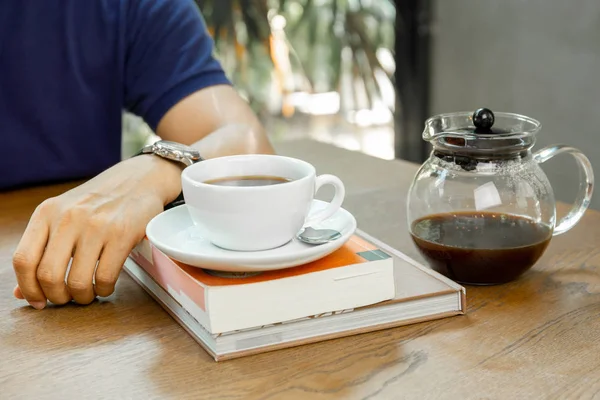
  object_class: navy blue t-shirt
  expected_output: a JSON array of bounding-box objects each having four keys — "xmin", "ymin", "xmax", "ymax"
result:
[{"xmin": 0, "ymin": 0, "xmax": 230, "ymax": 190}]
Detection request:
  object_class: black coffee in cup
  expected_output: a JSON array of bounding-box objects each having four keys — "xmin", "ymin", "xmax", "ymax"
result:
[{"xmin": 205, "ymin": 175, "xmax": 291, "ymax": 187}]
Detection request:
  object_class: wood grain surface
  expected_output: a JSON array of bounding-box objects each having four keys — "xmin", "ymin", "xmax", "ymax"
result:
[{"xmin": 1, "ymin": 140, "xmax": 599, "ymax": 400}]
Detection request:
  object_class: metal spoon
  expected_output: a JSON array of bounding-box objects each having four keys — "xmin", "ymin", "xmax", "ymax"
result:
[{"xmin": 297, "ymin": 227, "xmax": 342, "ymax": 245}]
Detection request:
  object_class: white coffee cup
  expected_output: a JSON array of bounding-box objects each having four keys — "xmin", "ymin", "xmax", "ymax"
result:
[{"xmin": 181, "ymin": 154, "xmax": 346, "ymax": 251}]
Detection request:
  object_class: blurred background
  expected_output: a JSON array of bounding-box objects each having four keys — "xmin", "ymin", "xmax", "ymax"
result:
[{"xmin": 122, "ymin": 0, "xmax": 600, "ymax": 209}]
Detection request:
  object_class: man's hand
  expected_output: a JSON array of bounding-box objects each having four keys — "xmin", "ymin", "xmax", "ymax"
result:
[{"xmin": 12, "ymin": 155, "xmax": 182, "ymax": 309}]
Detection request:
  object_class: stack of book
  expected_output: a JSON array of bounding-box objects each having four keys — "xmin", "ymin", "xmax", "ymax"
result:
[{"xmin": 124, "ymin": 229, "xmax": 465, "ymax": 361}]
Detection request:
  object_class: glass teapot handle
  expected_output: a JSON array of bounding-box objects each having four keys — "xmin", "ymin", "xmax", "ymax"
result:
[{"xmin": 533, "ymin": 145, "xmax": 594, "ymax": 236}]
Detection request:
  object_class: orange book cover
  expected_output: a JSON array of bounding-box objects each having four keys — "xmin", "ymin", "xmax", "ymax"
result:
[{"xmin": 129, "ymin": 235, "xmax": 391, "ymax": 313}]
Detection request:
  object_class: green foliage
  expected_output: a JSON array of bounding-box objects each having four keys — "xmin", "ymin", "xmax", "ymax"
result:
[{"xmin": 196, "ymin": 0, "xmax": 395, "ymax": 114}]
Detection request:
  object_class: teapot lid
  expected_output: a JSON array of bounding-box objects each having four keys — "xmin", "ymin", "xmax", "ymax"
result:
[{"xmin": 424, "ymin": 108, "xmax": 541, "ymax": 159}]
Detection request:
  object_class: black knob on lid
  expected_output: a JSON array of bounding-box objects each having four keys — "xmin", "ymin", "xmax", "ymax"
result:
[{"xmin": 473, "ymin": 108, "xmax": 495, "ymax": 132}]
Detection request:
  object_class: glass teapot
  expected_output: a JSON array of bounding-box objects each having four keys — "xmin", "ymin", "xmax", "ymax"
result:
[{"xmin": 406, "ymin": 108, "xmax": 594, "ymax": 285}]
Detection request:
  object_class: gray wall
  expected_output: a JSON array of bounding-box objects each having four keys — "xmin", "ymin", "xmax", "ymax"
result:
[{"xmin": 429, "ymin": 0, "xmax": 600, "ymax": 210}]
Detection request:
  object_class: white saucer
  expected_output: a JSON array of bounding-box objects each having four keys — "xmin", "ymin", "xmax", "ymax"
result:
[{"xmin": 145, "ymin": 200, "xmax": 357, "ymax": 272}]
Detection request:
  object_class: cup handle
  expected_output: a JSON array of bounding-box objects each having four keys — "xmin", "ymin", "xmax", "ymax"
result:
[
  {"xmin": 533, "ymin": 144, "xmax": 594, "ymax": 236},
  {"xmin": 303, "ymin": 174, "xmax": 346, "ymax": 228}
]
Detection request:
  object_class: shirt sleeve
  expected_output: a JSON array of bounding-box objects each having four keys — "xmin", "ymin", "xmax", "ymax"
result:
[{"xmin": 123, "ymin": 0, "xmax": 231, "ymax": 130}]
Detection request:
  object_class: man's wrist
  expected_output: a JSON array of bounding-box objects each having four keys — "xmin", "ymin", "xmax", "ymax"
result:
[{"xmin": 134, "ymin": 154, "xmax": 184, "ymax": 206}]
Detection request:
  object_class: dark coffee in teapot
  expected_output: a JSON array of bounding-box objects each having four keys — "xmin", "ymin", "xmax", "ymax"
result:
[{"xmin": 410, "ymin": 211, "xmax": 553, "ymax": 285}]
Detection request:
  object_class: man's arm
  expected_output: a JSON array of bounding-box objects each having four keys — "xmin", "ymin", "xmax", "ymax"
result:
[
  {"xmin": 139, "ymin": 84, "xmax": 276, "ymax": 208},
  {"xmin": 121, "ymin": 0, "xmax": 276, "ymax": 205},
  {"xmin": 158, "ymin": 85, "xmax": 274, "ymax": 157}
]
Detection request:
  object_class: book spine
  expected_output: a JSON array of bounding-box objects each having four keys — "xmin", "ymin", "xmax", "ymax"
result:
[{"xmin": 130, "ymin": 240, "xmax": 213, "ymax": 330}]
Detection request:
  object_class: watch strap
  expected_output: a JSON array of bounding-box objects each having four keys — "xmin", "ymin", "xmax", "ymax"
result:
[{"xmin": 165, "ymin": 191, "xmax": 186, "ymax": 210}]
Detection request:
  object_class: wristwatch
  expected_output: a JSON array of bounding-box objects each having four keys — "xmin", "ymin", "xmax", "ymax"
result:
[
  {"xmin": 135, "ymin": 140, "xmax": 202, "ymax": 167},
  {"xmin": 133, "ymin": 140, "xmax": 203, "ymax": 209}
]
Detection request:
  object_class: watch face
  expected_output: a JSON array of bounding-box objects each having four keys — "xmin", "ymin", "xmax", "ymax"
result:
[
  {"xmin": 157, "ymin": 140, "xmax": 197, "ymax": 153},
  {"xmin": 150, "ymin": 140, "xmax": 202, "ymax": 165}
]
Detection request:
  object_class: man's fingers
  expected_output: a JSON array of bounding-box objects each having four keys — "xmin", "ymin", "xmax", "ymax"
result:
[
  {"xmin": 37, "ymin": 228, "xmax": 76, "ymax": 305},
  {"xmin": 12, "ymin": 211, "xmax": 49, "ymax": 309},
  {"xmin": 95, "ymin": 240, "xmax": 130, "ymax": 298},
  {"xmin": 67, "ymin": 235, "xmax": 103, "ymax": 305}
]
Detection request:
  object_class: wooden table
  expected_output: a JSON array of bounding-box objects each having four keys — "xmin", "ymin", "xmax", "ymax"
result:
[{"xmin": 1, "ymin": 140, "xmax": 599, "ymax": 399}]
